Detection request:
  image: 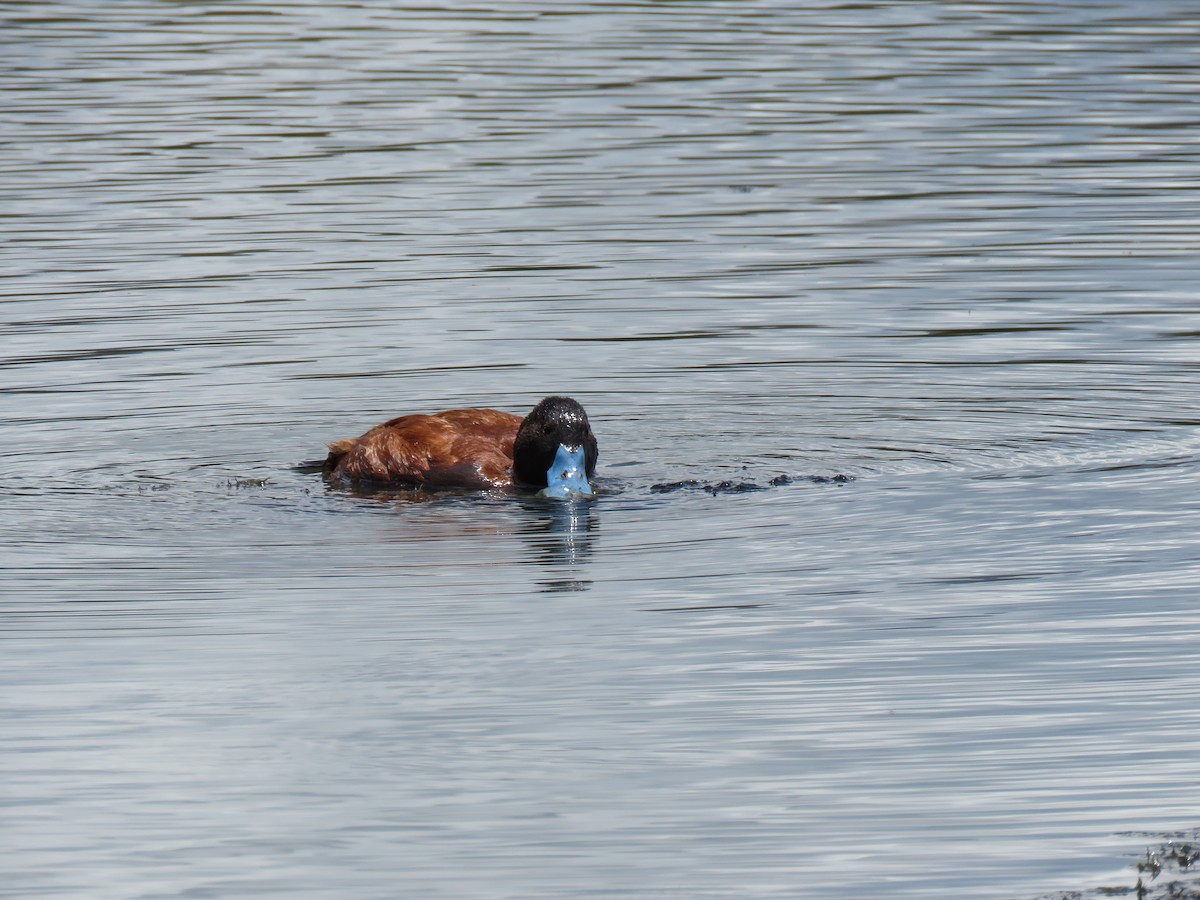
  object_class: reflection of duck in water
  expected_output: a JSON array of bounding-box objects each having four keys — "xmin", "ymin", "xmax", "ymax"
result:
[{"xmin": 323, "ymin": 396, "xmax": 598, "ymax": 497}]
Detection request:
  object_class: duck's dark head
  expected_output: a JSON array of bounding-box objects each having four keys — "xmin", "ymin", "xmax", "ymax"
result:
[{"xmin": 512, "ymin": 396, "xmax": 598, "ymax": 497}]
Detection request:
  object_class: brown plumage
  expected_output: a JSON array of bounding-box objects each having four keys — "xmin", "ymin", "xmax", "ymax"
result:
[
  {"xmin": 324, "ymin": 397, "xmax": 599, "ymax": 492},
  {"xmin": 324, "ymin": 408, "xmax": 523, "ymax": 489}
]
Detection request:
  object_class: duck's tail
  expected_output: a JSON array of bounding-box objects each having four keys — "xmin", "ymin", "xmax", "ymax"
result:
[{"xmin": 321, "ymin": 439, "xmax": 358, "ymax": 475}]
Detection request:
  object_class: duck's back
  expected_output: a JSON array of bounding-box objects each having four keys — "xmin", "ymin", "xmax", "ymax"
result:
[{"xmin": 324, "ymin": 408, "xmax": 523, "ymax": 488}]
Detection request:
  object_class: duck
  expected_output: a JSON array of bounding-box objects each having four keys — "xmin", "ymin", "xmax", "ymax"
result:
[{"xmin": 323, "ymin": 395, "xmax": 598, "ymax": 497}]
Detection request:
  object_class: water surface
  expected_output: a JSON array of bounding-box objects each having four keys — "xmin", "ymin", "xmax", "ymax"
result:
[{"xmin": 3, "ymin": 2, "xmax": 1200, "ymax": 898}]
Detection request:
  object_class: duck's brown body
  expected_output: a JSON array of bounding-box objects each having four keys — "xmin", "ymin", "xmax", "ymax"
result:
[{"xmin": 324, "ymin": 408, "xmax": 523, "ymax": 488}]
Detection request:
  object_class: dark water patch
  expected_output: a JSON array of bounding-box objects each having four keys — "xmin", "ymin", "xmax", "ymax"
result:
[
  {"xmin": 650, "ymin": 478, "xmax": 760, "ymax": 495},
  {"xmin": 562, "ymin": 328, "xmax": 734, "ymax": 342},
  {"xmin": 649, "ymin": 474, "xmax": 855, "ymax": 495}
]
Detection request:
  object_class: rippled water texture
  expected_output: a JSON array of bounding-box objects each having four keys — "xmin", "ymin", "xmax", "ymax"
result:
[{"xmin": 3, "ymin": 2, "xmax": 1200, "ymax": 898}]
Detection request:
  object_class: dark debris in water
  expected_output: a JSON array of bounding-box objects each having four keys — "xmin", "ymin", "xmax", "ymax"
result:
[
  {"xmin": 1130, "ymin": 839, "xmax": 1200, "ymax": 900},
  {"xmin": 650, "ymin": 479, "xmax": 761, "ymax": 496},
  {"xmin": 650, "ymin": 473, "xmax": 854, "ymax": 496},
  {"xmin": 1039, "ymin": 833, "xmax": 1200, "ymax": 900},
  {"xmin": 227, "ymin": 477, "xmax": 270, "ymax": 489}
]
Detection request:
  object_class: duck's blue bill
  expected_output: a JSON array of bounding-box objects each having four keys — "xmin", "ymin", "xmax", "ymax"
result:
[{"xmin": 540, "ymin": 444, "xmax": 594, "ymax": 499}]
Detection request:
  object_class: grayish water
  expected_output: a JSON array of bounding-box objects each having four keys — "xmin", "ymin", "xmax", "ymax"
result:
[{"xmin": 3, "ymin": 2, "xmax": 1200, "ymax": 897}]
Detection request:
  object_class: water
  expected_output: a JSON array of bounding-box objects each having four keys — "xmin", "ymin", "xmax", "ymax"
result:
[{"xmin": 3, "ymin": 2, "xmax": 1200, "ymax": 897}]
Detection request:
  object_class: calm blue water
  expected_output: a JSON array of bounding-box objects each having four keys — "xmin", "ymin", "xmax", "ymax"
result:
[{"xmin": 3, "ymin": 2, "xmax": 1200, "ymax": 898}]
